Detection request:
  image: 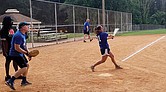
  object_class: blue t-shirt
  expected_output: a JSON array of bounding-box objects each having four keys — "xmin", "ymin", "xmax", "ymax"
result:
[
  {"xmin": 97, "ymin": 32, "xmax": 109, "ymax": 49},
  {"xmin": 9, "ymin": 30, "xmax": 26, "ymax": 57},
  {"xmin": 83, "ymin": 22, "xmax": 90, "ymax": 31}
]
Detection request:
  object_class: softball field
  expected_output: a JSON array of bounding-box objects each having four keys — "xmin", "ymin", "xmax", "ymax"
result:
[{"xmin": 0, "ymin": 34, "xmax": 166, "ymax": 92}]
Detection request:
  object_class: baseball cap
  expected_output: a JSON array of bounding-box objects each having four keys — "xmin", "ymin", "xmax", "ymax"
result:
[{"xmin": 18, "ymin": 22, "xmax": 30, "ymax": 29}]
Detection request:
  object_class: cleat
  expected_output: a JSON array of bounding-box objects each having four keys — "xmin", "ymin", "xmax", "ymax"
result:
[
  {"xmin": 5, "ymin": 80, "xmax": 15, "ymax": 90},
  {"xmin": 90, "ymin": 66, "xmax": 95, "ymax": 72},
  {"xmin": 90, "ymin": 38, "xmax": 93, "ymax": 42},
  {"xmin": 115, "ymin": 66, "xmax": 123, "ymax": 69},
  {"xmin": 5, "ymin": 75, "xmax": 11, "ymax": 81},
  {"xmin": 83, "ymin": 40, "xmax": 86, "ymax": 42},
  {"xmin": 21, "ymin": 81, "xmax": 32, "ymax": 86}
]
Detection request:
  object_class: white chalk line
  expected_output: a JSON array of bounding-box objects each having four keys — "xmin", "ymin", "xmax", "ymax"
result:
[{"xmin": 122, "ymin": 36, "xmax": 165, "ymax": 62}]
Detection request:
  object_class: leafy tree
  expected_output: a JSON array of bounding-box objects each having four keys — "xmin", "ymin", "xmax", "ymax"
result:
[
  {"xmin": 0, "ymin": 0, "xmax": 30, "ymax": 16},
  {"xmin": 0, "ymin": 0, "xmax": 165, "ymax": 25},
  {"xmin": 150, "ymin": 11, "xmax": 166, "ymax": 25},
  {"xmin": 139, "ymin": 0, "xmax": 155, "ymax": 24}
]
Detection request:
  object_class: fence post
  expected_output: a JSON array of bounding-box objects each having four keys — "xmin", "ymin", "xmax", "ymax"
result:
[
  {"xmin": 73, "ymin": 6, "xmax": 76, "ymax": 41},
  {"xmin": 126, "ymin": 13, "xmax": 128, "ymax": 32},
  {"xmin": 98, "ymin": 9, "xmax": 100, "ymax": 25},
  {"xmin": 87, "ymin": 8, "xmax": 89, "ymax": 19},
  {"xmin": 102, "ymin": 0, "xmax": 105, "ymax": 29},
  {"xmin": 29, "ymin": 0, "xmax": 34, "ymax": 47},
  {"xmin": 106, "ymin": 10, "xmax": 109, "ymax": 32},
  {"xmin": 130, "ymin": 13, "xmax": 132, "ymax": 31},
  {"xmin": 54, "ymin": 3, "xmax": 58, "ymax": 44},
  {"xmin": 114, "ymin": 11, "xmax": 116, "ymax": 29},
  {"xmin": 121, "ymin": 12, "xmax": 123, "ymax": 32}
]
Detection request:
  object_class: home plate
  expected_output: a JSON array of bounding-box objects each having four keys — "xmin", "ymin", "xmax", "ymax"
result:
[{"xmin": 98, "ymin": 73, "xmax": 113, "ymax": 77}]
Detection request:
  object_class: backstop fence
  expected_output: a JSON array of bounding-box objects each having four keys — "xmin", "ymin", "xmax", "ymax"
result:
[
  {"xmin": 26, "ymin": 0, "xmax": 132, "ymax": 47},
  {"xmin": 31, "ymin": 0, "xmax": 132, "ymax": 31},
  {"xmin": 1, "ymin": 0, "xmax": 133, "ymax": 48}
]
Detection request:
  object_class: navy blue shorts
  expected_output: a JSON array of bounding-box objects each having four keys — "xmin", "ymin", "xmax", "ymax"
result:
[
  {"xmin": 84, "ymin": 30, "xmax": 90, "ymax": 35},
  {"xmin": 10, "ymin": 55, "xmax": 28, "ymax": 68},
  {"xmin": 100, "ymin": 48, "xmax": 110, "ymax": 56}
]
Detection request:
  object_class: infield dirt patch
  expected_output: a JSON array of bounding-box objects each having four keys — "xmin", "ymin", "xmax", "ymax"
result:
[{"xmin": 0, "ymin": 34, "xmax": 166, "ymax": 92}]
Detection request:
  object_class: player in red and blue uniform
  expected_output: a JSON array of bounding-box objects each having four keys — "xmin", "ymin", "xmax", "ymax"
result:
[{"xmin": 91, "ymin": 25, "xmax": 122, "ymax": 72}]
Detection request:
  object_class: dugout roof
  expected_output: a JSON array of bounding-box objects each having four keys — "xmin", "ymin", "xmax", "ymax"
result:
[{"xmin": 0, "ymin": 9, "xmax": 41, "ymax": 25}]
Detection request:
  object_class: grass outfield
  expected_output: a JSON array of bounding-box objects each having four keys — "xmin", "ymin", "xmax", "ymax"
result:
[
  {"xmin": 67, "ymin": 29, "xmax": 166, "ymax": 38},
  {"xmin": 117, "ymin": 29, "xmax": 166, "ymax": 36},
  {"xmin": 67, "ymin": 33, "xmax": 96, "ymax": 38}
]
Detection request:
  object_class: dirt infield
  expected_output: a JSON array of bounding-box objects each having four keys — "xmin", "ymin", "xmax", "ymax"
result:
[{"xmin": 0, "ymin": 34, "xmax": 166, "ymax": 92}]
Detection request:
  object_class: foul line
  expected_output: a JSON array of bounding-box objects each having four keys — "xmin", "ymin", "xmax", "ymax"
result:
[{"xmin": 122, "ymin": 36, "xmax": 165, "ymax": 62}]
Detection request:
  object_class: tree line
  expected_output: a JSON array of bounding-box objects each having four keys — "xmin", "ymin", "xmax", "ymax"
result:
[{"xmin": 63, "ymin": 0, "xmax": 166, "ymax": 25}]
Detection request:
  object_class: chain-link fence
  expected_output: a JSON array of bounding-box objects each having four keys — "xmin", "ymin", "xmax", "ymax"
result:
[
  {"xmin": 0, "ymin": 0, "xmax": 132, "ymax": 48},
  {"xmin": 25, "ymin": 0, "xmax": 132, "ymax": 47}
]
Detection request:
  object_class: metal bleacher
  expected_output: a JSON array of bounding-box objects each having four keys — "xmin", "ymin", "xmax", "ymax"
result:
[{"xmin": 31, "ymin": 26, "xmax": 68, "ymax": 42}]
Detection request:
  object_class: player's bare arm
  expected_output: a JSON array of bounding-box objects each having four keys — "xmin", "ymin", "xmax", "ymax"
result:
[
  {"xmin": 107, "ymin": 34, "xmax": 114, "ymax": 39},
  {"xmin": 14, "ymin": 44, "xmax": 28, "ymax": 54},
  {"xmin": 86, "ymin": 26, "xmax": 89, "ymax": 32}
]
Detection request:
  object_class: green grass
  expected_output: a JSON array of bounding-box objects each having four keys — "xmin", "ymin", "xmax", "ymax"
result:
[
  {"xmin": 117, "ymin": 29, "xmax": 166, "ymax": 36},
  {"xmin": 66, "ymin": 33, "xmax": 96, "ymax": 38},
  {"xmin": 67, "ymin": 33, "xmax": 84, "ymax": 38},
  {"xmin": 64, "ymin": 29, "xmax": 166, "ymax": 38},
  {"xmin": 26, "ymin": 29, "xmax": 165, "ymax": 43}
]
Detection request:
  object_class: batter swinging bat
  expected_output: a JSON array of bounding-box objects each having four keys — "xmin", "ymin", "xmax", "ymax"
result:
[{"xmin": 112, "ymin": 28, "xmax": 119, "ymax": 36}]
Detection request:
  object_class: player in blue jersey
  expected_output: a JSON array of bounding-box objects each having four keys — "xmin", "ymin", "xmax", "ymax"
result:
[
  {"xmin": 5, "ymin": 22, "xmax": 32, "ymax": 90},
  {"xmin": 90, "ymin": 25, "xmax": 122, "ymax": 72},
  {"xmin": 83, "ymin": 19, "xmax": 93, "ymax": 42}
]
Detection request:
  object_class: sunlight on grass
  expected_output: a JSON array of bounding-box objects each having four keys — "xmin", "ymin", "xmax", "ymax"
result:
[{"xmin": 118, "ymin": 29, "xmax": 166, "ymax": 36}]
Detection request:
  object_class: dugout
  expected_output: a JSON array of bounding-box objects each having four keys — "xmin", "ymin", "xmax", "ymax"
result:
[{"xmin": 0, "ymin": 9, "xmax": 41, "ymax": 29}]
